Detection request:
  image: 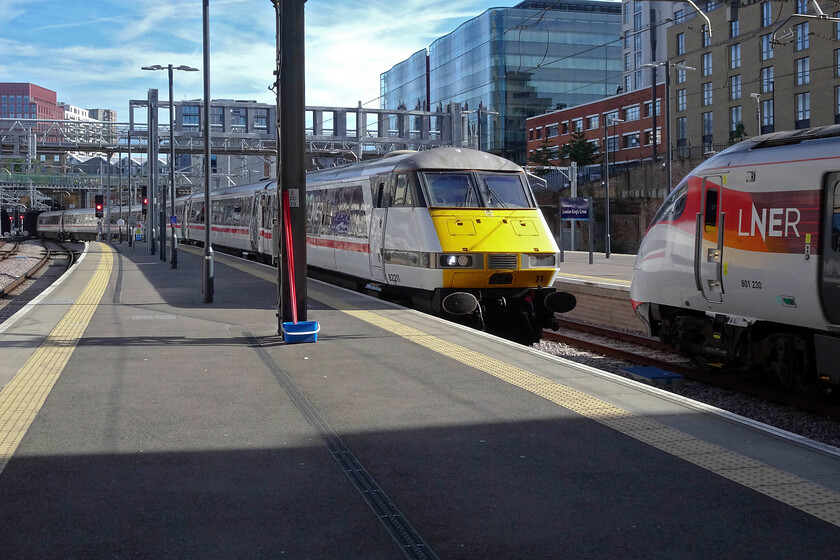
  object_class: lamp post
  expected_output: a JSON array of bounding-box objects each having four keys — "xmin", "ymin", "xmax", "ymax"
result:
[
  {"xmin": 749, "ymin": 92, "xmax": 761, "ymax": 136},
  {"xmin": 642, "ymin": 61, "xmax": 694, "ymax": 193},
  {"xmin": 142, "ymin": 63, "xmax": 199, "ymax": 269},
  {"xmin": 603, "ymin": 114, "xmax": 623, "ymax": 258}
]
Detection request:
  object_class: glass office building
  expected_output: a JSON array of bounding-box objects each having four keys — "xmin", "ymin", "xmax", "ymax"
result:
[{"xmin": 380, "ymin": 0, "xmax": 622, "ymax": 163}]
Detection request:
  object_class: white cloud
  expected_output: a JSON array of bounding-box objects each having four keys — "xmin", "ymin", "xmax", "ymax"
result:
[{"xmin": 0, "ymin": 0, "xmax": 514, "ymax": 117}]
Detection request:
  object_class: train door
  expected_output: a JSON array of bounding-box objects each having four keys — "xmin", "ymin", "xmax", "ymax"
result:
[
  {"xmin": 369, "ymin": 175, "xmax": 389, "ymax": 282},
  {"xmin": 250, "ymin": 193, "xmax": 261, "ymax": 252},
  {"xmin": 695, "ymin": 175, "xmax": 725, "ymax": 303},
  {"xmin": 820, "ymin": 172, "xmax": 840, "ymax": 324}
]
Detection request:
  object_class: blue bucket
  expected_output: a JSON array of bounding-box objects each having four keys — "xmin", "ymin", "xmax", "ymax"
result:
[{"xmin": 282, "ymin": 321, "xmax": 320, "ymax": 343}]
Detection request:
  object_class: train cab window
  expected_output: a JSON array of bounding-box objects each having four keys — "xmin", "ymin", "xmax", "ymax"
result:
[
  {"xmin": 704, "ymin": 188, "xmax": 719, "ymax": 227},
  {"xmin": 392, "ymin": 173, "xmax": 415, "ymax": 207},
  {"xmin": 423, "ymin": 173, "xmax": 476, "ymax": 207},
  {"xmin": 480, "ymin": 173, "xmax": 532, "ymax": 208},
  {"xmin": 650, "ymin": 182, "xmax": 688, "ymax": 224}
]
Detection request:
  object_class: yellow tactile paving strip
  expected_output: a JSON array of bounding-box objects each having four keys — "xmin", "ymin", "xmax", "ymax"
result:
[
  {"xmin": 340, "ymin": 307, "xmax": 840, "ymax": 528},
  {"xmin": 0, "ymin": 243, "xmax": 112, "ymax": 475}
]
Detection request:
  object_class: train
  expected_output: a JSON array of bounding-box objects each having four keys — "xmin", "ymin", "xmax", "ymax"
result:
[
  {"xmin": 631, "ymin": 126, "xmax": 840, "ymax": 395},
  {"xmin": 37, "ymin": 147, "xmax": 575, "ymax": 341}
]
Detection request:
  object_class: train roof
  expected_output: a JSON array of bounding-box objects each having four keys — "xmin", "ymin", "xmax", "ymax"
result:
[
  {"xmin": 721, "ymin": 125, "xmax": 840, "ymax": 155},
  {"xmin": 306, "ymin": 147, "xmax": 523, "ymax": 183}
]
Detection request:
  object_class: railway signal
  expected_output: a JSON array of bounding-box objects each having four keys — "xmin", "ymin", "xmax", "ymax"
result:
[
  {"xmin": 141, "ymin": 186, "xmax": 148, "ymax": 217},
  {"xmin": 94, "ymin": 195, "xmax": 104, "ymax": 218}
]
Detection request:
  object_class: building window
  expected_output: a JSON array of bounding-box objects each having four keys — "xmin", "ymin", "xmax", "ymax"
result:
[
  {"xmin": 210, "ymin": 106, "xmax": 223, "ymax": 130},
  {"xmin": 231, "ymin": 107, "xmax": 247, "ymax": 131},
  {"xmin": 730, "ymin": 18, "xmax": 740, "ymax": 38},
  {"xmin": 761, "ymin": 2, "xmax": 772, "ymax": 27},
  {"xmin": 836, "ymin": 11, "xmax": 840, "ymax": 40},
  {"xmin": 730, "ymin": 44, "xmax": 741, "ymax": 69},
  {"xmin": 547, "ymin": 124, "xmax": 559, "ymax": 137},
  {"xmin": 182, "ymin": 105, "xmax": 199, "ymax": 128},
  {"xmin": 675, "ymin": 9, "xmax": 685, "ymax": 23},
  {"xmin": 796, "ymin": 92, "xmax": 810, "ymax": 126},
  {"xmin": 796, "ymin": 57, "xmax": 810, "ymax": 86},
  {"xmin": 760, "ymin": 34, "xmax": 774, "ymax": 61},
  {"xmin": 795, "ymin": 22, "xmax": 810, "ymax": 51},
  {"xmin": 836, "ymin": 49, "xmax": 840, "ymax": 77},
  {"xmin": 624, "ymin": 133, "xmax": 640, "ymax": 149},
  {"xmin": 796, "ymin": 0, "xmax": 808, "ymax": 13},
  {"xmin": 677, "ymin": 89, "xmax": 687, "ymax": 112},
  {"xmin": 624, "ymin": 105, "xmax": 640, "ymax": 121},
  {"xmin": 702, "ymin": 52, "xmax": 712, "ymax": 76},
  {"xmin": 762, "ymin": 99, "xmax": 774, "ymax": 131},
  {"xmin": 677, "ymin": 116, "xmax": 687, "ymax": 140},
  {"xmin": 573, "ymin": 119, "xmax": 583, "ymax": 132},
  {"xmin": 677, "ymin": 62, "xmax": 688, "ymax": 84},
  {"xmin": 703, "ymin": 82, "xmax": 713, "ymax": 106},
  {"xmin": 254, "ymin": 108, "xmax": 268, "ymax": 131},
  {"xmin": 587, "ymin": 115, "xmax": 599, "ymax": 129},
  {"xmin": 702, "ymin": 24, "xmax": 711, "ymax": 47},
  {"xmin": 624, "ymin": 53, "xmax": 632, "ymax": 72},
  {"xmin": 676, "ymin": 33, "xmax": 685, "ymax": 56},
  {"xmin": 836, "ymin": 86, "xmax": 840, "ymax": 123},
  {"xmin": 730, "ymin": 75, "xmax": 741, "ymax": 100},
  {"xmin": 730, "ymin": 106, "xmax": 742, "ymax": 132},
  {"xmin": 702, "ymin": 111, "xmax": 714, "ymax": 136},
  {"xmin": 761, "ymin": 67, "xmax": 774, "ymax": 93}
]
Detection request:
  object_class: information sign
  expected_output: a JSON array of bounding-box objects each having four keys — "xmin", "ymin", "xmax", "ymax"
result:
[{"xmin": 561, "ymin": 197, "xmax": 589, "ymax": 220}]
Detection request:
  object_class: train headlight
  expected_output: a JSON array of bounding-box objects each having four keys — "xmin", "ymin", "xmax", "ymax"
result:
[
  {"xmin": 524, "ymin": 253, "xmax": 557, "ymax": 268},
  {"xmin": 436, "ymin": 253, "xmax": 482, "ymax": 269}
]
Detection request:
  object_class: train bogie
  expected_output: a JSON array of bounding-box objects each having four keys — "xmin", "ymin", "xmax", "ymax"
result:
[{"xmin": 632, "ymin": 126, "xmax": 840, "ymax": 393}]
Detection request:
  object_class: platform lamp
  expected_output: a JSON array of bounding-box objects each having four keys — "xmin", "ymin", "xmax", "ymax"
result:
[
  {"xmin": 141, "ymin": 63, "xmax": 199, "ymax": 269},
  {"xmin": 642, "ymin": 61, "xmax": 695, "ymax": 193},
  {"xmin": 603, "ymin": 114, "xmax": 623, "ymax": 258}
]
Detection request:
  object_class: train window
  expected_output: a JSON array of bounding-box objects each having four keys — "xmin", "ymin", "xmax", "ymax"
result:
[
  {"xmin": 480, "ymin": 174, "xmax": 532, "ymax": 208},
  {"xmin": 392, "ymin": 174, "xmax": 415, "ymax": 207},
  {"xmin": 650, "ymin": 182, "xmax": 688, "ymax": 224},
  {"xmin": 705, "ymin": 188, "xmax": 718, "ymax": 227},
  {"xmin": 423, "ymin": 173, "xmax": 476, "ymax": 207}
]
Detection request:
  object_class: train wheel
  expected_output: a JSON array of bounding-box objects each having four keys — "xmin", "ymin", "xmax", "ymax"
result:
[{"xmin": 764, "ymin": 335, "xmax": 824, "ymax": 397}]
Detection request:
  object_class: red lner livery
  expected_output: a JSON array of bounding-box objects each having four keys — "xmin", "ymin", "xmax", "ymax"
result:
[{"xmin": 631, "ymin": 126, "xmax": 840, "ymax": 395}]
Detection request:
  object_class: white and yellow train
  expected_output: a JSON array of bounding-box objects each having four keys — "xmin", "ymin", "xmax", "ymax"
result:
[{"xmin": 39, "ymin": 148, "xmax": 575, "ymax": 340}]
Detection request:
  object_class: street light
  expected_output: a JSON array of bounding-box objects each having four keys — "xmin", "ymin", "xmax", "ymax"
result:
[
  {"xmin": 749, "ymin": 92, "xmax": 761, "ymax": 136},
  {"xmin": 642, "ymin": 61, "xmax": 695, "ymax": 193},
  {"xmin": 603, "ymin": 114, "xmax": 623, "ymax": 259},
  {"xmin": 142, "ymin": 63, "xmax": 199, "ymax": 269}
]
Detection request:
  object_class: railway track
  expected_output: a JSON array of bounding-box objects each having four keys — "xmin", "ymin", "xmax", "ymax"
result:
[
  {"xmin": 0, "ymin": 239, "xmax": 76, "ymax": 300},
  {"xmin": 542, "ymin": 318, "xmax": 840, "ymax": 421}
]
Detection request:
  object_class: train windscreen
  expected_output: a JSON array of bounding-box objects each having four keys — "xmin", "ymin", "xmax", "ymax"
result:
[{"xmin": 422, "ymin": 172, "xmax": 532, "ymax": 209}]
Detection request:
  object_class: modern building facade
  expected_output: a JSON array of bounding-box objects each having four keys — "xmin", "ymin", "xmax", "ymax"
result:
[
  {"xmin": 380, "ymin": 0, "xmax": 623, "ymax": 164},
  {"xmin": 0, "ymin": 83, "xmax": 62, "ymax": 120},
  {"xmin": 670, "ymin": 0, "xmax": 840, "ymax": 157},
  {"xmin": 620, "ymin": 1, "xmax": 680, "ymax": 93}
]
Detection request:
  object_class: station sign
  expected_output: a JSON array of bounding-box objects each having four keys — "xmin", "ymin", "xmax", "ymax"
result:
[{"xmin": 561, "ymin": 197, "xmax": 589, "ymax": 220}]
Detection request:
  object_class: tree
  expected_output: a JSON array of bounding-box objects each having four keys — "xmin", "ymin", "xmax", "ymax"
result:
[
  {"xmin": 729, "ymin": 121, "xmax": 747, "ymax": 144},
  {"xmin": 559, "ymin": 130, "xmax": 599, "ymax": 166},
  {"xmin": 528, "ymin": 136, "xmax": 555, "ymax": 177}
]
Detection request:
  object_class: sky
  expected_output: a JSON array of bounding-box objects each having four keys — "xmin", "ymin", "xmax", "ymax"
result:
[{"xmin": 0, "ymin": 0, "xmax": 520, "ymax": 121}]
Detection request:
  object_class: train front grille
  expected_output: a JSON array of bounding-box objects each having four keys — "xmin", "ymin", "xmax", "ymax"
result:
[{"xmin": 488, "ymin": 253, "xmax": 517, "ymax": 270}]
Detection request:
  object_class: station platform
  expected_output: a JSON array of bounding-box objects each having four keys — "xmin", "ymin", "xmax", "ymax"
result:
[
  {"xmin": 553, "ymin": 251, "xmax": 641, "ymax": 332},
  {"xmin": 1, "ymin": 242, "xmax": 839, "ymax": 558}
]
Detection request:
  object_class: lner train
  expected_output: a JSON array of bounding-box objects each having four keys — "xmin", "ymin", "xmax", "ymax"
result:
[
  {"xmin": 37, "ymin": 207, "xmax": 139, "ymax": 242},
  {"xmin": 631, "ymin": 126, "xmax": 840, "ymax": 394},
  {"xmin": 173, "ymin": 147, "xmax": 575, "ymax": 340}
]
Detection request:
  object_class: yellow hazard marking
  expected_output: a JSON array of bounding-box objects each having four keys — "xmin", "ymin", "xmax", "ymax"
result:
[
  {"xmin": 338, "ymin": 307, "xmax": 840, "ymax": 528},
  {"xmin": 0, "ymin": 243, "xmax": 113, "ymax": 476}
]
